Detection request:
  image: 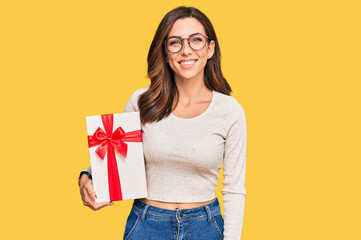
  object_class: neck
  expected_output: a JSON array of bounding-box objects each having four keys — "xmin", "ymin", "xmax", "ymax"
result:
[{"xmin": 174, "ymin": 75, "xmax": 211, "ymax": 104}]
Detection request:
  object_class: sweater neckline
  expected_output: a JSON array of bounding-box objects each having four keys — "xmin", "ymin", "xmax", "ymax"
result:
[{"xmin": 170, "ymin": 90, "xmax": 216, "ymax": 120}]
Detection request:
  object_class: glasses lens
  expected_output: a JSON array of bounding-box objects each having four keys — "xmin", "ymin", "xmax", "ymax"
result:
[
  {"xmin": 166, "ymin": 35, "xmax": 207, "ymax": 53},
  {"xmin": 189, "ymin": 35, "xmax": 206, "ymax": 50},
  {"xmin": 166, "ymin": 38, "xmax": 182, "ymax": 53}
]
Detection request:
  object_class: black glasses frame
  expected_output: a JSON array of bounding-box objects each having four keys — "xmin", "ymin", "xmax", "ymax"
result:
[{"xmin": 163, "ymin": 33, "xmax": 210, "ymax": 53}]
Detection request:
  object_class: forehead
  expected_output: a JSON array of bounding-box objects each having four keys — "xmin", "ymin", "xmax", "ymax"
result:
[{"xmin": 168, "ymin": 17, "xmax": 206, "ymax": 37}]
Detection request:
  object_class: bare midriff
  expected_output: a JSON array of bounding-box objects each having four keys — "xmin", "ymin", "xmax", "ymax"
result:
[{"xmin": 139, "ymin": 198, "xmax": 215, "ymax": 210}]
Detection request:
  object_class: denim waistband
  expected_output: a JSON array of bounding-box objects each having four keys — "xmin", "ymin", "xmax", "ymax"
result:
[{"xmin": 132, "ymin": 198, "xmax": 220, "ymax": 221}]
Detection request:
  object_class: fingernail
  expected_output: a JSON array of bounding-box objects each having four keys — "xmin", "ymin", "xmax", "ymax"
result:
[{"xmin": 109, "ymin": 202, "xmax": 114, "ymax": 206}]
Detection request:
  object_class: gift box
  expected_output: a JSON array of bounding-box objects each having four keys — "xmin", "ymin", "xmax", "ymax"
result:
[{"xmin": 86, "ymin": 112, "xmax": 147, "ymax": 202}]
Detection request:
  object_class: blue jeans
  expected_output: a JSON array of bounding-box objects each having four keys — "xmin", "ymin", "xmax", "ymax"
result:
[{"xmin": 123, "ymin": 198, "xmax": 224, "ymax": 240}]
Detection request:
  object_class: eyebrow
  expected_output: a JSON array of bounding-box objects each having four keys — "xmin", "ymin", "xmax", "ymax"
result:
[{"xmin": 168, "ymin": 32, "xmax": 203, "ymax": 39}]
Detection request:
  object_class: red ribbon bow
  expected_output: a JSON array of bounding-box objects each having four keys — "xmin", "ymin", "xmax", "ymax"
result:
[{"xmin": 88, "ymin": 114, "xmax": 142, "ymax": 201}]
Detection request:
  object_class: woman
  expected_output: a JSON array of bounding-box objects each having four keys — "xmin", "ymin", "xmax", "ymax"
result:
[{"xmin": 78, "ymin": 6, "xmax": 247, "ymax": 240}]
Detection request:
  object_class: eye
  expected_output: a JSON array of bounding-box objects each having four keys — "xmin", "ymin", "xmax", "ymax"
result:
[
  {"xmin": 168, "ymin": 39, "xmax": 181, "ymax": 46},
  {"xmin": 191, "ymin": 37, "xmax": 203, "ymax": 43}
]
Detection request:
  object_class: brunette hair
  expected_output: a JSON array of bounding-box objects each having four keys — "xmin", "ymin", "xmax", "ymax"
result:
[{"xmin": 138, "ymin": 6, "xmax": 232, "ymax": 124}]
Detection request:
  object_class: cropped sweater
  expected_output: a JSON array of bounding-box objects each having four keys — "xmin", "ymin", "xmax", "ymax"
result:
[{"xmin": 81, "ymin": 86, "xmax": 247, "ymax": 239}]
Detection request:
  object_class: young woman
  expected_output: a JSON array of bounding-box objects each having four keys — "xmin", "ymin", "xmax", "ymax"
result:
[{"xmin": 78, "ymin": 6, "xmax": 247, "ymax": 240}]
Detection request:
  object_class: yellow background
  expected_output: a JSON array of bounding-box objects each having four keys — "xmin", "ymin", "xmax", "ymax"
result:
[{"xmin": 1, "ymin": 0, "xmax": 360, "ymax": 239}]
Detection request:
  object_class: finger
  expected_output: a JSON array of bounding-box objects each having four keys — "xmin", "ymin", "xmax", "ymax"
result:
[
  {"xmin": 87, "ymin": 203, "xmax": 96, "ymax": 211},
  {"xmin": 83, "ymin": 185, "xmax": 95, "ymax": 202},
  {"xmin": 83, "ymin": 188, "xmax": 97, "ymax": 209},
  {"xmin": 79, "ymin": 184, "xmax": 96, "ymax": 210},
  {"xmin": 94, "ymin": 201, "xmax": 113, "ymax": 210},
  {"xmin": 85, "ymin": 181, "xmax": 97, "ymax": 201},
  {"xmin": 80, "ymin": 188, "xmax": 88, "ymax": 204},
  {"xmin": 84, "ymin": 196, "xmax": 97, "ymax": 210},
  {"xmin": 81, "ymin": 194, "xmax": 95, "ymax": 210}
]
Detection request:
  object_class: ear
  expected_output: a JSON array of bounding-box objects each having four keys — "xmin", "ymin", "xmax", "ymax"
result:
[{"xmin": 207, "ymin": 40, "xmax": 215, "ymax": 59}]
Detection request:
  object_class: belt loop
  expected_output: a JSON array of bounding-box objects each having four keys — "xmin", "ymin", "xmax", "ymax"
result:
[
  {"xmin": 204, "ymin": 205, "xmax": 212, "ymax": 222},
  {"xmin": 140, "ymin": 204, "xmax": 150, "ymax": 222}
]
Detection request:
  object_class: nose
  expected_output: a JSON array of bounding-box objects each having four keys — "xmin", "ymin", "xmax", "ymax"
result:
[{"xmin": 181, "ymin": 40, "xmax": 192, "ymax": 55}]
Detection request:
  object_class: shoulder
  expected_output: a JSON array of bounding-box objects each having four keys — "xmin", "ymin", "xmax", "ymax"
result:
[
  {"xmin": 129, "ymin": 86, "xmax": 150, "ymax": 100},
  {"xmin": 124, "ymin": 86, "xmax": 150, "ymax": 112},
  {"xmin": 213, "ymin": 91, "xmax": 246, "ymax": 118},
  {"xmin": 213, "ymin": 91, "xmax": 247, "ymax": 137}
]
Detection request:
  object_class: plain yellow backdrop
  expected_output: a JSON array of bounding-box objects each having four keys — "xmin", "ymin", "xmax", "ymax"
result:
[{"xmin": 1, "ymin": 0, "xmax": 360, "ymax": 239}]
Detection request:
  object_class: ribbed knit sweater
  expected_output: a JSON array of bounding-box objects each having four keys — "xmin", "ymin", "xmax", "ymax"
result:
[{"xmin": 82, "ymin": 86, "xmax": 247, "ymax": 239}]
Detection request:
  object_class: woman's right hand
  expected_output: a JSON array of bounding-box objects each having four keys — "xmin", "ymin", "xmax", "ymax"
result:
[{"xmin": 78, "ymin": 174, "xmax": 114, "ymax": 211}]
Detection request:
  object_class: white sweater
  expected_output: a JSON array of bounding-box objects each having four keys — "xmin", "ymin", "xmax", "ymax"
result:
[{"xmin": 82, "ymin": 86, "xmax": 247, "ymax": 239}]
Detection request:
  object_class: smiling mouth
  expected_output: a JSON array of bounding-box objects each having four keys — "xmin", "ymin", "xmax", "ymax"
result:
[{"xmin": 178, "ymin": 59, "xmax": 197, "ymax": 67}]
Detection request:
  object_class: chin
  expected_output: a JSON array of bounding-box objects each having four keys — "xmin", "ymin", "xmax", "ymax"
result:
[
  {"xmin": 175, "ymin": 69, "xmax": 204, "ymax": 81},
  {"xmin": 177, "ymin": 74, "xmax": 199, "ymax": 81}
]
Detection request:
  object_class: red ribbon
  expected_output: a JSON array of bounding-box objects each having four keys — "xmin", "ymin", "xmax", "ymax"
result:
[{"xmin": 88, "ymin": 114, "xmax": 142, "ymax": 201}]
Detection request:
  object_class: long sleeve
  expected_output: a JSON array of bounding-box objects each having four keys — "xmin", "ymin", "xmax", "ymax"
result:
[
  {"xmin": 79, "ymin": 166, "xmax": 92, "ymax": 178},
  {"xmin": 123, "ymin": 89, "xmax": 140, "ymax": 113},
  {"xmin": 221, "ymin": 104, "xmax": 247, "ymax": 240}
]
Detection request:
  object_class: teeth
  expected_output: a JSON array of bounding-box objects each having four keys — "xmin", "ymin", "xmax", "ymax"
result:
[{"xmin": 180, "ymin": 60, "xmax": 195, "ymax": 66}]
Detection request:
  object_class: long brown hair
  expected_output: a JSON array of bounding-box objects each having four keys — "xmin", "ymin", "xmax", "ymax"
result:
[{"xmin": 138, "ymin": 6, "xmax": 232, "ymax": 125}]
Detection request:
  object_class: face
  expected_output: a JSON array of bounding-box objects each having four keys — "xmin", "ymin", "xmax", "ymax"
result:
[{"xmin": 165, "ymin": 17, "xmax": 215, "ymax": 82}]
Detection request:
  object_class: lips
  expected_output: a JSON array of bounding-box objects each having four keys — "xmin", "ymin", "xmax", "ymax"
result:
[{"xmin": 178, "ymin": 59, "xmax": 198, "ymax": 67}]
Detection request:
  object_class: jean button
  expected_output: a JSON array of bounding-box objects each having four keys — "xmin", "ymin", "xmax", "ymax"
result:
[{"xmin": 180, "ymin": 212, "xmax": 183, "ymax": 218}]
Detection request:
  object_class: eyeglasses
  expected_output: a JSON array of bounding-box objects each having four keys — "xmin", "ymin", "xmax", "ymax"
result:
[{"xmin": 164, "ymin": 33, "xmax": 210, "ymax": 53}]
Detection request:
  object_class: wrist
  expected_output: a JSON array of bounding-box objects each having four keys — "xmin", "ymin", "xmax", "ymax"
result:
[{"xmin": 78, "ymin": 171, "xmax": 92, "ymax": 186}]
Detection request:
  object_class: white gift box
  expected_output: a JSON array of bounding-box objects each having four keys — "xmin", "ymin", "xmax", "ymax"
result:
[{"xmin": 86, "ymin": 112, "xmax": 147, "ymax": 202}]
